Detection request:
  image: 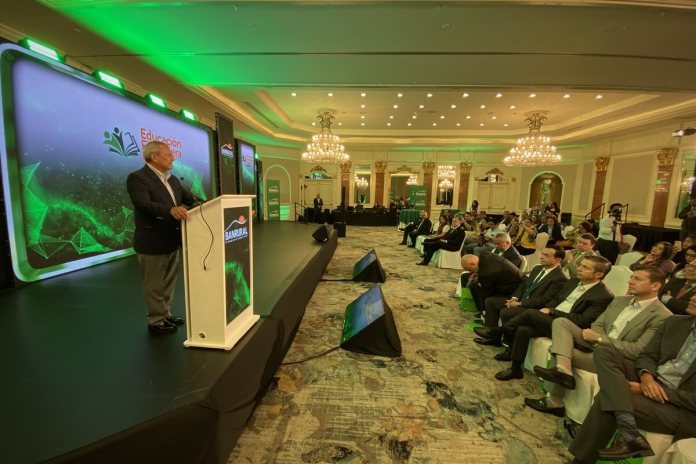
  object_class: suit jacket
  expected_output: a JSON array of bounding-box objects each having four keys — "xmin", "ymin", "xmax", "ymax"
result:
[
  {"xmin": 443, "ymin": 226, "xmax": 465, "ymax": 251},
  {"xmin": 126, "ymin": 165, "xmax": 195, "ymax": 255},
  {"xmin": 659, "ymin": 278, "xmax": 696, "ymax": 315},
  {"xmin": 313, "ymin": 197, "xmax": 323, "ymax": 208},
  {"xmin": 592, "ymin": 296, "xmax": 671, "ymax": 360},
  {"xmin": 548, "ymin": 278, "xmax": 614, "ymax": 328},
  {"xmin": 634, "ymin": 315, "xmax": 696, "ymax": 438},
  {"xmin": 415, "ymin": 218, "xmax": 433, "ymax": 236},
  {"xmin": 512, "ymin": 265, "xmax": 568, "ymax": 309},
  {"xmin": 476, "ymin": 250, "xmax": 524, "ymax": 301},
  {"xmin": 495, "ymin": 246, "xmax": 522, "ymax": 269}
]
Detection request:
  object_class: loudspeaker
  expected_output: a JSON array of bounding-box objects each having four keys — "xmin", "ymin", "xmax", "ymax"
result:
[
  {"xmin": 340, "ymin": 285, "xmax": 401, "ymax": 357},
  {"xmin": 333, "ymin": 221, "xmax": 346, "ymax": 237},
  {"xmin": 596, "ymin": 238, "xmax": 621, "ymax": 264},
  {"xmin": 312, "ymin": 225, "xmax": 329, "ymax": 243},
  {"xmin": 352, "ymin": 249, "xmax": 387, "ymax": 283}
]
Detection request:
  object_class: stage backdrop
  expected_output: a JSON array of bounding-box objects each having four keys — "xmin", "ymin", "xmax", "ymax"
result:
[
  {"xmin": 0, "ymin": 44, "xmax": 215, "ymax": 282},
  {"xmin": 266, "ymin": 180, "xmax": 280, "ymax": 221},
  {"xmin": 408, "ymin": 185, "xmax": 428, "ymax": 209}
]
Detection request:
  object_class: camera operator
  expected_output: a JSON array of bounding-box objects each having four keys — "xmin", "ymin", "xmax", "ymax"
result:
[
  {"xmin": 598, "ymin": 202, "xmax": 623, "ymax": 242},
  {"xmin": 678, "ymin": 195, "xmax": 696, "ymax": 241}
]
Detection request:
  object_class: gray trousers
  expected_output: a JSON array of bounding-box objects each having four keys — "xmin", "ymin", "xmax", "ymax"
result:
[
  {"xmin": 547, "ymin": 317, "xmax": 596, "ymax": 398},
  {"xmin": 137, "ymin": 250, "xmax": 179, "ymax": 325}
]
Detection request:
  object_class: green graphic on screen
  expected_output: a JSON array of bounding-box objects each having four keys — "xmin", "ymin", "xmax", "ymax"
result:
[{"xmin": 223, "ymin": 207, "xmax": 251, "ymax": 324}]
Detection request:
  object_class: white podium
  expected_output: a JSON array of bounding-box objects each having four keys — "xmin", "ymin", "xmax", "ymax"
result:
[{"xmin": 182, "ymin": 194, "xmax": 259, "ymax": 350}]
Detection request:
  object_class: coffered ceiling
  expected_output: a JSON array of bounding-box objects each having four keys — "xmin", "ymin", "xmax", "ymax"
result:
[{"xmin": 3, "ymin": 1, "xmax": 696, "ymax": 152}]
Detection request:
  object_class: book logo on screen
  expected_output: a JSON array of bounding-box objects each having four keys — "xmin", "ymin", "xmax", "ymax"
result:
[
  {"xmin": 220, "ymin": 143, "xmax": 234, "ymax": 158},
  {"xmin": 103, "ymin": 128, "xmax": 140, "ymax": 157},
  {"xmin": 224, "ymin": 215, "xmax": 248, "ymax": 244}
]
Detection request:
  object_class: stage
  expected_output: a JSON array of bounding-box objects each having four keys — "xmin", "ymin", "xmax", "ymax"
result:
[{"xmin": 0, "ymin": 221, "xmax": 337, "ymax": 464}]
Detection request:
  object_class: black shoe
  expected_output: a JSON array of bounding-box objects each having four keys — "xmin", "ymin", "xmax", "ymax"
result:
[
  {"xmin": 416, "ymin": 261, "xmax": 428, "ymax": 266},
  {"xmin": 473, "ymin": 337, "xmax": 503, "ymax": 347},
  {"xmin": 597, "ymin": 433, "xmax": 654, "ymax": 461},
  {"xmin": 495, "ymin": 367, "xmax": 523, "ymax": 381},
  {"xmin": 494, "ymin": 349, "xmax": 512, "ymax": 361},
  {"xmin": 524, "ymin": 397, "xmax": 565, "ymax": 417},
  {"xmin": 534, "ymin": 366, "xmax": 576, "ymax": 390},
  {"xmin": 148, "ymin": 321, "xmax": 177, "ymax": 334},
  {"xmin": 408, "ymin": 244, "xmax": 415, "ymax": 248},
  {"xmin": 399, "ymin": 242, "xmax": 407, "ymax": 245},
  {"xmin": 166, "ymin": 315, "xmax": 185, "ymax": 326}
]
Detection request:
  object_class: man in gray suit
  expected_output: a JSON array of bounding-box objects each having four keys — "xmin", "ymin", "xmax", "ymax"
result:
[
  {"xmin": 565, "ymin": 299, "xmax": 696, "ymax": 462},
  {"xmin": 525, "ymin": 265, "xmax": 671, "ymax": 417},
  {"xmin": 563, "ymin": 233, "xmax": 598, "ymax": 278}
]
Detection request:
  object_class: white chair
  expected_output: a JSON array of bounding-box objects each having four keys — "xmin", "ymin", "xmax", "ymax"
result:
[
  {"xmin": 617, "ymin": 251, "xmax": 643, "ymax": 267},
  {"xmin": 564, "ymin": 369, "xmax": 600, "ymax": 424},
  {"xmin": 518, "ymin": 255, "xmax": 528, "ymax": 274},
  {"xmin": 415, "ymin": 235, "xmax": 427, "ymax": 253},
  {"xmin": 622, "ymin": 234, "xmax": 637, "ymax": 252},
  {"xmin": 602, "ymin": 265, "xmax": 632, "ymax": 296},
  {"xmin": 523, "ymin": 337, "xmax": 552, "ymax": 373},
  {"xmin": 522, "ymin": 232, "xmax": 549, "ymax": 272},
  {"xmin": 654, "ymin": 438, "xmax": 696, "ymax": 464},
  {"xmin": 431, "ymin": 239, "xmax": 466, "ymax": 270},
  {"xmin": 562, "ymin": 225, "xmax": 575, "ymax": 239}
]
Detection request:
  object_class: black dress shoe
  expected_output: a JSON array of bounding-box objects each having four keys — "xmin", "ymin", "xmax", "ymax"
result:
[
  {"xmin": 416, "ymin": 261, "xmax": 428, "ymax": 265},
  {"xmin": 495, "ymin": 367, "xmax": 523, "ymax": 381},
  {"xmin": 473, "ymin": 326, "xmax": 493, "ymax": 338},
  {"xmin": 148, "ymin": 321, "xmax": 177, "ymax": 334},
  {"xmin": 408, "ymin": 244, "xmax": 415, "ymax": 248},
  {"xmin": 399, "ymin": 242, "xmax": 407, "ymax": 245},
  {"xmin": 597, "ymin": 433, "xmax": 654, "ymax": 461},
  {"xmin": 473, "ymin": 337, "xmax": 503, "ymax": 347},
  {"xmin": 524, "ymin": 397, "xmax": 565, "ymax": 417},
  {"xmin": 494, "ymin": 349, "xmax": 512, "ymax": 361},
  {"xmin": 534, "ymin": 365, "xmax": 576, "ymax": 390},
  {"xmin": 166, "ymin": 315, "xmax": 185, "ymax": 326}
]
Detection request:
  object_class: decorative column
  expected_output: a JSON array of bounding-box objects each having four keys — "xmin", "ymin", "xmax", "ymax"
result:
[
  {"xmin": 374, "ymin": 161, "xmax": 388, "ymax": 206},
  {"xmin": 339, "ymin": 160, "xmax": 352, "ymax": 206},
  {"xmin": 422, "ymin": 161, "xmax": 436, "ymax": 215},
  {"xmin": 591, "ymin": 157, "xmax": 610, "ymax": 220},
  {"xmin": 457, "ymin": 162, "xmax": 472, "ymax": 211},
  {"xmin": 650, "ymin": 147, "xmax": 679, "ymax": 227}
]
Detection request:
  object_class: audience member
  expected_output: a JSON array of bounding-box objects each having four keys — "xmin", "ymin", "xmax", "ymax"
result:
[
  {"xmin": 598, "ymin": 203, "xmax": 623, "ymax": 242},
  {"xmin": 660, "ymin": 262, "xmax": 696, "ymax": 314},
  {"xmin": 460, "ymin": 211, "xmax": 478, "ymax": 231},
  {"xmin": 563, "ymin": 233, "xmax": 599, "ymax": 278},
  {"xmin": 671, "ymin": 243, "xmax": 696, "ymax": 278},
  {"xmin": 512, "ymin": 218, "xmax": 538, "ymax": 256},
  {"xmin": 678, "ymin": 196, "xmax": 696, "ymax": 241},
  {"xmin": 629, "ymin": 241, "xmax": 675, "ymax": 275},
  {"xmin": 464, "ymin": 250, "xmax": 523, "ymax": 314},
  {"xmin": 490, "ymin": 232, "xmax": 522, "ymax": 269},
  {"xmin": 538, "ymin": 215, "xmax": 564, "ymax": 246},
  {"xmin": 400, "ymin": 210, "xmax": 432, "ymax": 247},
  {"xmin": 525, "ymin": 266, "xmax": 670, "ymax": 419},
  {"xmin": 421, "ymin": 215, "xmax": 451, "ymax": 247},
  {"xmin": 418, "ymin": 216, "xmax": 465, "ymax": 265}
]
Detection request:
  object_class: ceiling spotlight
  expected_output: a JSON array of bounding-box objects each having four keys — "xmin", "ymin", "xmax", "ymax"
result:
[
  {"xmin": 595, "ymin": 94, "xmax": 604, "ymax": 99},
  {"xmin": 387, "ymin": 123, "xmax": 391, "ymax": 126},
  {"xmin": 440, "ymin": 115, "xmax": 445, "ymax": 119},
  {"xmin": 328, "ymin": 92, "xmax": 333, "ymax": 97},
  {"xmin": 393, "ymin": 104, "xmax": 399, "ymax": 109},
  {"xmin": 451, "ymin": 104, "xmax": 457, "ymax": 109},
  {"xmin": 673, "ymin": 128, "xmax": 696, "ymax": 137},
  {"xmin": 480, "ymin": 123, "xmax": 485, "ymax": 127},
  {"xmin": 361, "ymin": 122, "xmax": 365, "ymax": 126},
  {"xmin": 529, "ymin": 93, "xmax": 537, "ymax": 98},
  {"xmin": 563, "ymin": 94, "xmax": 571, "ymax": 99},
  {"xmin": 504, "ymin": 123, "xmax": 509, "ymax": 127},
  {"xmin": 432, "ymin": 123, "xmax": 437, "ymax": 127},
  {"xmin": 492, "ymin": 116, "xmax": 497, "ymax": 120},
  {"xmin": 456, "ymin": 123, "xmax": 461, "ymax": 127},
  {"xmin": 407, "ymin": 123, "xmax": 412, "ymax": 126},
  {"xmin": 360, "ymin": 115, "xmax": 365, "ymax": 119},
  {"xmin": 496, "ymin": 93, "xmax": 503, "ymax": 98},
  {"xmin": 427, "ymin": 93, "xmax": 433, "ymax": 98},
  {"xmin": 360, "ymin": 92, "xmax": 366, "ymax": 97},
  {"xmin": 412, "ymin": 115, "xmax": 417, "ymax": 119},
  {"xmin": 397, "ymin": 93, "xmax": 403, "ymax": 97},
  {"xmin": 480, "ymin": 104, "xmax": 486, "ymax": 109},
  {"xmin": 419, "ymin": 104, "xmax": 425, "ymax": 109},
  {"xmin": 466, "ymin": 115, "xmax": 471, "ymax": 119},
  {"xmin": 462, "ymin": 93, "xmax": 469, "ymax": 98},
  {"xmin": 291, "ymin": 92, "xmax": 297, "ymax": 97},
  {"xmin": 510, "ymin": 105, "xmax": 516, "ymax": 109},
  {"xmin": 360, "ymin": 104, "xmax": 366, "ymax": 109},
  {"xmin": 389, "ymin": 115, "xmax": 394, "ymax": 119}
]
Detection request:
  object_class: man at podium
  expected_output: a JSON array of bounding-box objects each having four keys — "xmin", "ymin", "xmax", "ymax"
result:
[{"xmin": 127, "ymin": 141, "xmax": 196, "ymax": 334}]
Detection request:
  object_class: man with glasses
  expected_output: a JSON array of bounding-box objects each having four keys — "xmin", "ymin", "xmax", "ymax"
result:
[{"xmin": 660, "ymin": 262, "xmax": 696, "ymax": 314}]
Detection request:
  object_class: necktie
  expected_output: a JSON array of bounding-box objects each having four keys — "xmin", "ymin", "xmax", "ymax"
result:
[{"xmin": 522, "ymin": 269, "xmax": 546, "ymax": 299}]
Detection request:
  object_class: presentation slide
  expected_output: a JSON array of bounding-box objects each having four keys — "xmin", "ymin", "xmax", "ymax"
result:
[{"xmin": 237, "ymin": 140, "xmax": 256, "ymax": 196}]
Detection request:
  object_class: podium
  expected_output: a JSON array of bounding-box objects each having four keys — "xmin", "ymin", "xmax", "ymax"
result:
[{"xmin": 182, "ymin": 195, "xmax": 259, "ymax": 350}]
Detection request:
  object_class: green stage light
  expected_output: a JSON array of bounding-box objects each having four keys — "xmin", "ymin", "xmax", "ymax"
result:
[
  {"xmin": 146, "ymin": 93, "xmax": 166, "ymax": 108},
  {"xmin": 18, "ymin": 38, "xmax": 63, "ymax": 62},
  {"xmin": 93, "ymin": 70, "xmax": 123, "ymax": 89},
  {"xmin": 180, "ymin": 108, "xmax": 196, "ymax": 121}
]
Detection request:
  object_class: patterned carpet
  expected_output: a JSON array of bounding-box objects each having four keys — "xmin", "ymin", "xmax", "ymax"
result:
[{"xmin": 228, "ymin": 226, "xmax": 573, "ymax": 463}]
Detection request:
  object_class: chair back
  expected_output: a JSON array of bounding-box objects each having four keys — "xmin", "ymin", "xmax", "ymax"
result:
[
  {"xmin": 622, "ymin": 234, "xmax": 637, "ymax": 252},
  {"xmin": 616, "ymin": 251, "xmax": 643, "ymax": 267},
  {"xmin": 603, "ymin": 265, "xmax": 632, "ymax": 296},
  {"xmin": 518, "ymin": 255, "xmax": 528, "ymax": 274}
]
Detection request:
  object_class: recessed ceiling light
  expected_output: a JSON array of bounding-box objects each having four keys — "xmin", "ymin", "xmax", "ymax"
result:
[
  {"xmin": 433, "ymin": 123, "xmax": 437, "ymax": 126},
  {"xmin": 480, "ymin": 123, "xmax": 485, "ymax": 127},
  {"xmin": 387, "ymin": 123, "xmax": 391, "ymax": 126},
  {"xmin": 389, "ymin": 115, "xmax": 394, "ymax": 119},
  {"xmin": 419, "ymin": 104, "xmax": 425, "ymax": 109},
  {"xmin": 397, "ymin": 93, "xmax": 403, "ymax": 98},
  {"xmin": 596, "ymin": 94, "xmax": 604, "ymax": 99},
  {"xmin": 312, "ymin": 122, "xmax": 316, "ymax": 126},
  {"xmin": 466, "ymin": 115, "xmax": 471, "ymax": 119},
  {"xmin": 360, "ymin": 92, "xmax": 366, "ymax": 97},
  {"xmin": 427, "ymin": 93, "xmax": 433, "ymax": 98},
  {"xmin": 529, "ymin": 93, "xmax": 536, "ymax": 98},
  {"xmin": 480, "ymin": 104, "xmax": 486, "ymax": 109},
  {"xmin": 563, "ymin": 94, "xmax": 571, "ymax": 99},
  {"xmin": 451, "ymin": 104, "xmax": 457, "ymax": 109},
  {"xmin": 412, "ymin": 115, "xmax": 417, "ymax": 119},
  {"xmin": 361, "ymin": 122, "xmax": 365, "ymax": 126},
  {"xmin": 360, "ymin": 115, "xmax": 365, "ymax": 119},
  {"xmin": 492, "ymin": 116, "xmax": 497, "ymax": 120},
  {"xmin": 393, "ymin": 104, "xmax": 398, "ymax": 109},
  {"xmin": 440, "ymin": 115, "xmax": 445, "ymax": 119},
  {"xmin": 496, "ymin": 93, "xmax": 503, "ymax": 98},
  {"xmin": 407, "ymin": 123, "xmax": 412, "ymax": 127},
  {"xmin": 510, "ymin": 105, "xmax": 516, "ymax": 109},
  {"xmin": 328, "ymin": 92, "xmax": 333, "ymax": 97},
  {"xmin": 360, "ymin": 104, "xmax": 366, "ymax": 109},
  {"xmin": 456, "ymin": 123, "xmax": 461, "ymax": 127},
  {"xmin": 504, "ymin": 123, "xmax": 509, "ymax": 127},
  {"xmin": 290, "ymin": 92, "xmax": 296, "ymax": 97},
  {"xmin": 338, "ymin": 122, "xmax": 342, "ymax": 126},
  {"xmin": 462, "ymin": 93, "xmax": 469, "ymax": 98}
]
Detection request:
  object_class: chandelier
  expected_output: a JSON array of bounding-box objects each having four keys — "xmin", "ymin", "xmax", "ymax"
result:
[
  {"xmin": 406, "ymin": 174, "xmax": 418, "ymax": 185},
  {"xmin": 438, "ymin": 178, "xmax": 453, "ymax": 190},
  {"xmin": 302, "ymin": 109, "xmax": 350, "ymax": 163},
  {"xmin": 504, "ymin": 111, "xmax": 561, "ymax": 167},
  {"xmin": 437, "ymin": 165, "xmax": 455, "ymax": 178},
  {"xmin": 355, "ymin": 177, "xmax": 369, "ymax": 189}
]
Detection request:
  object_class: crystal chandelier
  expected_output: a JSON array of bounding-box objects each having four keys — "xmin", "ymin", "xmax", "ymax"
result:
[
  {"xmin": 437, "ymin": 165, "xmax": 455, "ymax": 179},
  {"xmin": 355, "ymin": 177, "xmax": 369, "ymax": 189},
  {"xmin": 406, "ymin": 174, "xmax": 418, "ymax": 185},
  {"xmin": 504, "ymin": 111, "xmax": 561, "ymax": 167},
  {"xmin": 302, "ymin": 109, "xmax": 350, "ymax": 163},
  {"xmin": 438, "ymin": 178, "xmax": 453, "ymax": 190}
]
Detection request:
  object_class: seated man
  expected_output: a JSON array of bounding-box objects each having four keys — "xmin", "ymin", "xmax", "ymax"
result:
[
  {"xmin": 475, "ymin": 256, "xmax": 614, "ymax": 380},
  {"xmin": 525, "ymin": 265, "xmax": 671, "ymax": 418},
  {"xmin": 400, "ymin": 210, "xmax": 432, "ymax": 247},
  {"xmin": 566, "ymin": 300, "xmax": 696, "ymax": 463},
  {"xmin": 659, "ymin": 262, "xmax": 696, "ymax": 314},
  {"xmin": 479, "ymin": 247, "xmax": 567, "ymax": 336},
  {"xmin": 464, "ymin": 251, "xmax": 523, "ymax": 314},
  {"xmin": 469, "ymin": 218, "xmax": 505, "ymax": 256},
  {"xmin": 490, "ymin": 232, "xmax": 523, "ymax": 269},
  {"xmin": 563, "ymin": 233, "xmax": 598, "ymax": 278},
  {"xmin": 460, "ymin": 211, "xmax": 478, "ymax": 232},
  {"xmin": 418, "ymin": 216, "xmax": 465, "ymax": 265}
]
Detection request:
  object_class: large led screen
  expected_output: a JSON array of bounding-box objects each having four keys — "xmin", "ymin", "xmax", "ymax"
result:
[
  {"xmin": 0, "ymin": 44, "xmax": 214, "ymax": 281},
  {"xmin": 237, "ymin": 139, "xmax": 256, "ymax": 196}
]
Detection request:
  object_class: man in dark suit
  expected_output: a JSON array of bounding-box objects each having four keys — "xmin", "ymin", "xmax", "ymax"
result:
[
  {"xmin": 659, "ymin": 263, "xmax": 696, "ymax": 314},
  {"xmin": 418, "ymin": 215, "xmax": 465, "ymax": 265},
  {"xmin": 466, "ymin": 250, "xmax": 524, "ymax": 314},
  {"xmin": 127, "ymin": 141, "xmax": 196, "ymax": 334},
  {"xmin": 475, "ymin": 255, "xmax": 614, "ymax": 380},
  {"xmin": 567, "ymin": 304, "xmax": 696, "ymax": 463},
  {"xmin": 400, "ymin": 210, "xmax": 432, "ymax": 246},
  {"xmin": 491, "ymin": 232, "xmax": 523, "ymax": 269},
  {"xmin": 313, "ymin": 194, "xmax": 323, "ymax": 223},
  {"xmin": 479, "ymin": 247, "xmax": 568, "ymax": 336}
]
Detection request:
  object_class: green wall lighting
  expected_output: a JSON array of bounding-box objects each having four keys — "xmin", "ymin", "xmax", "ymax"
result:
[
  {"xmin": 180, "ymin": 108, "xmax": 196, "ymax": 121},
  {"xmin": 93, "ymin": 70, "xmax": 123, "ymax": 89},
  {"xmin": 146, "ymin": 93, "xmax": 166, "ymax": 108},
  {"xmin": 19, "ymin": 38, "xmax": 63, "ymax": 62}
]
